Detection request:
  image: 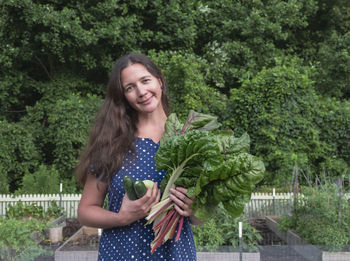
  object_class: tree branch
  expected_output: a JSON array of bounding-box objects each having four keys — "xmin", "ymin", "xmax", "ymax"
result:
[{"xmin": 34, "ymin": 55, "xmax": 53, "ymax": 81}]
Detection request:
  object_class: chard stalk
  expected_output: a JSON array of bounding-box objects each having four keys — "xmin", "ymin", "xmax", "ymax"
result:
[
  {"xmin": 151, "ymin": 209, "xmax": 180, "ymax": 253},
  {"xmin": 153, "ymin": 209, "xmax": 176, "ymax": 230},
  {"xmin": 164, "ymin": 214, "xmax": 180, "ymax": 242},
  {"xmin": 162, "ymin": 153, "xmax": 198, "ymax": 200},
  {"xmin": 145, "ymin": 198, "xmax": 172, "ymax": 223},
  {"xmin": 175, "ymin": 215, "xmax": 184, "ymax": 242},
  {"xmin": 149, "ymin": 154, "xmax": 199, "ymax": 253}
]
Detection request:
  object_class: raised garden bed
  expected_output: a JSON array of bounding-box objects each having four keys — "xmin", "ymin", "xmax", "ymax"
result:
[
  {"xmin": 250, "ymin": 218, "xmax": 315, "ymax": 261},
  {"xmin": 265, "ymin": 216, "xmax": 350, "ymax": 261},
  {"xmin": 55, "ymin": 226, "xmax": 99, "ymax": 261},
  {"xmin": 55, "ymin": 224, "xmax": 261, "ymax": 261},
  {"xmin": 197, "ymin": 251, "xmax": 260, "ymax": 261}
]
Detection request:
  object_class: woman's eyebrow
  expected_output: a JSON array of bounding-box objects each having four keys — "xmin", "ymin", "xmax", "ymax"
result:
[
  {"xmin": 139, "ymin": 75, "xmax": 152, "ymax": 80},
  {"xmin": 123, "ymin": 75, "xmax": 151, "ymax": 88}
]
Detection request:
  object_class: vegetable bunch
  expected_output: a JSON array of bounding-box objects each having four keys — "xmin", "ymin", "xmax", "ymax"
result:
[{"xmin": 145, "ymin": 110, "xmax": 265, "ymax": 253}]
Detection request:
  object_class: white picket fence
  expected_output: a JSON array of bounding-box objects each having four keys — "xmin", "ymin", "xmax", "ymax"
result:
[
  {"xmin": 245, "ymin": 192, "xmax": 294, "ymax": 218},
  {"xmin": 0, "ymin": 192, "xmax": 297, "ymax": 219},
  {"xmin": 0, "ymin": 194, "xmax": 81, "ymax": 218}
]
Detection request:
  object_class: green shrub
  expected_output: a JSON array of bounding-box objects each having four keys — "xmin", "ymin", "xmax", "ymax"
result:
[
  {"xmin": 17, "ymin": 165, "xmax": 60, "ymax": 194},
  {"xmin": 278, "ymin": 184, "xmax": 350, "ymax": 250},
  {"xmin": 5, "ymin": 200, "xmax": 64, "ymax": 222},
  {"xmin": 0, "ymin": 201, "xmax": 63, "ymax": 260},
  {"xmin": 0, "ymin": 165, "xmax": 9, "ymax": 193},
  {"xmin": 227, "ymin": 58, "xmax": 339, "ymax": 185},
  {"xmin": 23, "ymin": 93, "xmax": 102, "ymax": 181},
  {"xmin": 193, "ymin": 204, "xmax": 262, "ymax": 252},
  {"xmin": 0, "ymin": 119, "xmax": 40, "ymax": 191},
  {"xmin": 149, "ymin": 50, "xmax": 227, "ymax": 121},
  {"xmin": 0, "ymin": 217, "xmax": 50, "ymax": 261}
]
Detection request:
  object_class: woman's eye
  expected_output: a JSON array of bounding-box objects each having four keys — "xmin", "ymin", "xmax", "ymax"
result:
[{"xmin": 125, "ymin": 86, "xmax": 134, "ymax": 92}]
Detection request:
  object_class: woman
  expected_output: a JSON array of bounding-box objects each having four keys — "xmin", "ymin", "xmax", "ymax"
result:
[{"xmin": 76, "ymin": 53, "xmax": 201, "ymax": 260}]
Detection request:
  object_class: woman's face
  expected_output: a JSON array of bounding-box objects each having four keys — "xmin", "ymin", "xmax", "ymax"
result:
[{"xmin": 121, "ymin": 63, "xmax": 163, "ymax": 115}]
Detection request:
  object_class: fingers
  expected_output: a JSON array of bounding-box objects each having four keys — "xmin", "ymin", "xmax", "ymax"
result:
[
  {"xmin": 138, "ymin": 182, "xmax": 160, "ymax": 208},
  {"xmin": 169, "ymin": 187, "xmax": 194, "ymax": 217},
  {"xmin": 119, "ymin": 182, "xmax": 161, "ymax": 224}
]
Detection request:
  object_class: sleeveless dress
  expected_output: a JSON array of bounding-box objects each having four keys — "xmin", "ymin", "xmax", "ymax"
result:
[{"xmin": 97, "ymin": 138, "xmax": 197, "ymax": 261}]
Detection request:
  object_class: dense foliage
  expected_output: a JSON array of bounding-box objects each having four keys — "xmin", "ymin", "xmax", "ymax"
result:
[
  {"xmin": 278, "ymin": 184, "xmax": 350, "ymax": 250},
  {"xmin": 0, "ymin": 201, "xmax": 64, "ymax": 260},
  {"xmin": 0, "ymin": 0, "xmax": 349, "ymax": 192},
  {"xmin": 192, "ymin": 204, "xmax": 262, "ymax": 252}
]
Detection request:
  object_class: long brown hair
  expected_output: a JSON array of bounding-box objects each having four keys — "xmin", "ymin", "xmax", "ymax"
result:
[{"xmin": 76, "ymin": 53, "xmax": 169, "ymax": 187}]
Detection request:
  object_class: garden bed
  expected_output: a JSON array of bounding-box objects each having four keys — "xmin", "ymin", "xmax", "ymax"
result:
[
  {"xmin": 55, "ymin": 226, "xmax": 99, "ymax": 261},
  {"xmin": 265, "ymin": 216, "xmax": 350, "ymax": 261},
  {"xmin": 35, "ymin": 218, "xmax": 82, "ymax": 261},
  {"xmin": 197, "ymin": 251, "xmax": 260, "ymax": 261},
  {"xmin": 250, "ymin": 218, "xmax": 315, "ymax": 261},
  {"xmin": 55, "ymin": 223, "xmax": 261, "ymax": 261},
  {"xmin": 54, "ymin": 217, "xmax": 348, "ymax": 261}
]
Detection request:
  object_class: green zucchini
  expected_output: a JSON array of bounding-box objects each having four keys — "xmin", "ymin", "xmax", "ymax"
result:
[
  {"xmin": 134, "ymin": 180, "xmax": 148, "ymax": 198},
  {"xmin": 123, "ymin": 176, "xmax": 138, "ymax": 200}
]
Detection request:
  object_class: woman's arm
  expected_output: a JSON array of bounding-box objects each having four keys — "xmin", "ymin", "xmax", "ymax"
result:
[{"xmin": 77, "ymin": 174, "xmax": 160, "ymax": 229}]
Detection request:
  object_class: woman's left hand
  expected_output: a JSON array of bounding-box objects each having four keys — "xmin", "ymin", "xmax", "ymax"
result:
[{"xmin": 169, "ymin": 187, "xmax": 194, "ymax": 217}]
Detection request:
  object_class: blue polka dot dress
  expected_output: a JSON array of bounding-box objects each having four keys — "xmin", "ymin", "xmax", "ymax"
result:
[{"xmin": 98, "ymin": 138, "xmax": 197, "ymax": 261}]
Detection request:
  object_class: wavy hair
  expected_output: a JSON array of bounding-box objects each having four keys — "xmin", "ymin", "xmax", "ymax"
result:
[{"xmin": 76, "ymin": 53, "xmax": 169, "ymax": 186}]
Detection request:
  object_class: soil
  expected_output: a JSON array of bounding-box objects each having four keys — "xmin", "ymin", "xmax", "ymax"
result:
[
  {"xmin": 250, "ymin": 218, "xmax": 285, "ymax": 246},
  {"xmin": 60, "ymin": 234, "xmax": 99, "ymax": 251},
  {"xmin": 62, "ymin": 218, "xmax": 83, "ymax": 238}
]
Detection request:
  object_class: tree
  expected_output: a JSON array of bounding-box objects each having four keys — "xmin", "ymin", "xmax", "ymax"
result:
[{"xmin": 227, "ymin": 58, "xmax": 334, "ymax": 185}]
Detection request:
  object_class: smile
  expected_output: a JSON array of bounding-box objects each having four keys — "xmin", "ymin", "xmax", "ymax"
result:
[{"xmin": 138, "ymin": 95, "xmax": 154, "ymax": 105}]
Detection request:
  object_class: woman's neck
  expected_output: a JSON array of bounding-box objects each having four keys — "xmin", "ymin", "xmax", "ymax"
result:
[{"xmin": 136, "ymin": 110, "xmax": 167, "ymax": 143}]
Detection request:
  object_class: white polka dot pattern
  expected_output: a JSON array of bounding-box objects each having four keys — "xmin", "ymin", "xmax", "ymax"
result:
[{"xmin": 98, "ymin": 138, "xmax": 197, "ymax": 260}]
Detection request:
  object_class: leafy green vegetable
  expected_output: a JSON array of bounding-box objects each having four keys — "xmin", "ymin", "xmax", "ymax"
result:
[
  {"xmin": 157, "ymin": 111, "xmax": 264, "ymax": 220},
  {"xmin": 146, "ymin": 110, "xmax": 265, "ymax": 253}
]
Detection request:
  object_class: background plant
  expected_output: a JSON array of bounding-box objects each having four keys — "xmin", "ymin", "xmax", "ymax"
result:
[
  {"xmin": 193, "ymin": 203, "xmax": 262, "ymax": 252},
  {"xmin": 5, "ymin": 200, "xmax": 65, "ymax": 222},
  {"xmin": 0, "ymin": 217, "xmax": 50, "ymax": 261},
  {"xmin": 227, "ymin": 58, "xmax": 337, "ymax": 186},
  {"xmin": 0, "ymin": 200, "xmax": 64, "ymax": 259},
  {"xmin": 278, "ymin": 183, "xmax": 350, "ymax": 251}
]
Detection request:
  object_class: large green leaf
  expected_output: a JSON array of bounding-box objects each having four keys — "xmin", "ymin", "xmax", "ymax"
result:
[
  {"xmin": 157, "ymin": 130, "xmax": 222, "ymax": 194},
  {"xmin": 161, "ymin": 113, "xmax": 183, "ymax": 144},
  {"xmin": 181, "ymin": 110, "xmax": 220, "ymax": 133}
]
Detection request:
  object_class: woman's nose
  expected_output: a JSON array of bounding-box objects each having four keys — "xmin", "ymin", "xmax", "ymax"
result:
[{"xmin": 136, "ymin": 84, "xmax": 147, "ymax": 96}]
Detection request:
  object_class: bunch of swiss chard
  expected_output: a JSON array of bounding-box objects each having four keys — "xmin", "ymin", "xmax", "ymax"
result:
[{"xmin": 145, "ymin": 110, "xmax": 265, "ymax": 253}]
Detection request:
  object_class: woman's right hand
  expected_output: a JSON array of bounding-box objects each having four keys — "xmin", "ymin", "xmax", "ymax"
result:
[{"xmin": 119, "ymin": 182, "xmax": 160, "ymax": 225}]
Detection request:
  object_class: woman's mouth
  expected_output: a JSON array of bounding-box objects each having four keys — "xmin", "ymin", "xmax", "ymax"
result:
[{"xmin": 139, "ymin": 95, "xmax": 153, "ymax": 105}]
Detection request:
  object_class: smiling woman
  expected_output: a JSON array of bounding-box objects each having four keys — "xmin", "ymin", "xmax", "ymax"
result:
[{"xmin": 75, "ymin": 53, "xmax": 198, "ymax": 260}]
